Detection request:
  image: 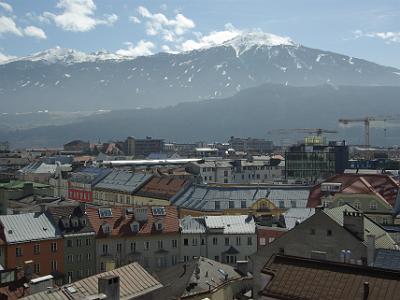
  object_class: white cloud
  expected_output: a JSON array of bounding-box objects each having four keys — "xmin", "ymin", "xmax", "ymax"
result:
[
  {"xmin": 354, "ymin": 29, "xmax": 400, "ymax": 43},
  {"xmin": 0, "ymin": 1, "xmax": 12, "ymax": 12},
  {"xmin": 179, "ymin": 23, "xmax": 241, "ymax": 51},
  {"xmin": 135, "ymin": 5, "xmax": 195, "ymax": 42},
  {"xmin": 0, "ymin": 16, "xmax": 22, "ymax": 36},
  {"xmin": 24, "ymin": 26, "xmax": 47, "ymax": 39},
  {"xmin": 116, "ymin": 40, "xmax": 155, "ymax": 58},
  {"xmin": 43, "ymin": 0, "xmax": 118, "ymax": 32},
  {"xmin": 129, "ymin": 16, "xmax": 141, "ymax": 24},
  {"xmin": 0, "ymin": 51, "xmax": 16, "ymax": 63}
]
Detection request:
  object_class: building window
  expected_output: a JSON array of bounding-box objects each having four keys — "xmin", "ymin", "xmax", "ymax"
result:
[
  {"xmin": 76, "ymin": 254, "xmax": 82, "ymax": 262},
  {"xmin": 51, "ymin": 260, "xmax": 57, "ymax": 271},
  {"xmin": 201, "ymin": 238, "xmax": 205, "ymax": 245},
  {"xmin": 102, "ymin": 244, "xmax": 108, "ymax": 254},
  {"xmin": 158, "ymin": 240, "xmax": 163, "ymax": 249},
  {"xmin": 51, "ymin": 242, "xmax": 57, "ymax": 253},
  {"xmin": 236, "ymin": 237, "xmax": 241, "ymax": 246},
  {"xmin": 225, "ymin": 237, "xmax": 230, "ymax": 246},
  {"xmin": 33, "ymin": 263, "xmax": 40, "ymax": 274},
  {"xmin": 327, "ymin": 230, "xmax": 332, "ymax": 236},
  {"xmin": 215, "ymin": 201, "xmax": 220, "ymax": 210},
  {"xmin": 67, "ymin": 271, "xmax": 73, "ymax": 281},
  {"xmin": 213, "ymin": 237, "xmax": 218, "ymax": 245},
  {"xmin": 310, "ymin": 229, "xmax": 316, "ymax": 235},
  {"xmin": 214, "ymin": 255, "xmax": 219, "ymax": 262},
  {"xmin": 76, "ymin": 239, "xmax": 82, "ymax": 247},
  {"xmin": 383, "ymin": 217, "xmax": 389, "ymax": 225},
  {"xmin": 229, "ymin": 201, "xmax": 234, "ymax": 209},
  {"xmin": 279, "ymin": 201, "xmax": 285, "ymax": 208},
  {"xmin": 100, "ymin": 262, "xmax": 105, "ymax": 272},
  {"xmin": 259, "ymin": 237, "xmax": 266, "ymax": 246},
  {"xmin": 291, "ymin": 200, "xmax": 297, "ymax": 208},
  {"xmin": 192, "ymin": 238, "xmax": 197, "ymax": 246},
  {"xmin": 172, "ymin": 239, "xmax": 178, "ymax": 248},
  {"xmin": 86, "ymin": 238, "xmax": 91, "ymax": 246},
  {"xmin": 16, "ymin": 247, "xmax": 22, "ymax": 257},
  {"xmin": 241, "ymin": 201, "xmax": 246, "ymax": 208},
  {"xmin": 87, "ymin": 253, "xmax": 91, "ymax": 261},
  {"xmin": 130, "ymin": 242, "xmax": 136, "ymax": 252},
  {"xmin": 184, "ymin": 238, "xmax": 189, "ymax": 246},
  {"xmin": 117, "ymin": 243, "xmax": 122, "ymax": 252},
  {"xmin": 354, "ymin": 201, "xmax": 361, "ymax": 209},
  {"xmin": 247, "ymin": 237, "xmax": 252, "ymax": 246},
  {"xmin": 67, "ymin": 255, "xmax": 73, "ymax": 263},
  {"xmin": 34, "ymin": 244, "xmax": 40, "ymax": 255},
  {"xmin": 370, "ymin": 201, "xmax": 377, "ymax": 210},
  {"xmin": 67, "ymin": 240, "xmax": 73, "ymax": 248},
  {"xmin": 172, "ymin": 255, "xmax": 177, "ymax": 265},
  {"xmin": 144, "ymin": 241, "xmax": 150, "ymax": 250}
]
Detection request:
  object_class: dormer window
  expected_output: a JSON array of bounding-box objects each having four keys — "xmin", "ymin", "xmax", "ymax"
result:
[
  {"xmin": 62, "ymin": 218, "xmax": 70, "ymax": 228},
  {"xmin": 80, "ymin": 217, "xmax": 87, "ymax": 226},
  {"xmin": 102, "ymin": 222, "xmax": 111, "ymax": 234},
  {"xmin": 71, "ymin": 217, "xmax": 79, "ymax": 228},
  {"xmin": 155, "ymin": 221, "xmax": 163, "ymax": 231},
  {"xmin": 130, "ymin": 222, "xmax": 140, "ymax": 233}
]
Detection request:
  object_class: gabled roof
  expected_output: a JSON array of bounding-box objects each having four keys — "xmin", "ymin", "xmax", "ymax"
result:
[
  {"xmin": 308, "ymin": 174, "xmax": 400, "ymax": 208},
  {"xmin": 180, "ymin": 216, "xmax": 206, "ymax": 234},
  {"xmin": 69, "ymin": 167, "xmax": 112, "ymax": 185},
  {"xmin": 204, "ymin": 215, "xmax": 255, "ymax": 234},
  {"xmin": 155, "ymin": 257, "xmax": 245, "ymax": 299},
  {"xmin": 0, "ymin": 212, "xmax": 60, "ymax": 244},
  {"xmin": 22, "ymin": 262, "xmax": 162, "ymax": 300},
  {"xmin": 86, "ymin": 205, "xmax": 179, "ymax": 237},
  {"xmin": 135, "ymin": 176, "xmax": 191, "ymax": 200},
  {"xmin": 325, "ymin": 204, "xmax": 397, "ymax": 249},
  {"xmin": 172, "ymin": 184, "xmax": 310, "ymax": 211},
  {"xmin": 260, "ymin": 254, "xmax": 400, "ymax": 300},
  {"xmin": 94, "ymin": 170, "xmax": 152, "ymax": 193}
]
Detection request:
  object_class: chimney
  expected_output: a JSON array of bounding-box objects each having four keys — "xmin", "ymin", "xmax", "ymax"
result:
[
  {"xmin": 24, "ymin": 260, "xmax": 33, "ymax": 280},
  {"xmin": 343, "ymin": 211, "xmax": 364, "ymax": 241},
  {"xmin": 315, "ymin": 205, "xmax": 324, "ymax": 213},
  {"xmin": 366, "ymin": 235, "xmax": 376, "ymax": 266},
  {"xmin": 236, "ymin": 260, "xmax": 249, "ymax": 276},
  {"xmin": 363, "ymin": 282, "xmax": 369, "ymax": 300},
  {"xmin": 98, "ymin": 275, "xmax": 120, "ymax": 300}
]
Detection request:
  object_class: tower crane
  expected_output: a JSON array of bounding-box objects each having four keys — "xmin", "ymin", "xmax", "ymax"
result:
[
  {"xmin": 338, "ymin": 115, "xmax": 400, "ymax": 148},
  {"xmin": 268, "ymin": 128, "xmax": 338, "ymax": 135}
]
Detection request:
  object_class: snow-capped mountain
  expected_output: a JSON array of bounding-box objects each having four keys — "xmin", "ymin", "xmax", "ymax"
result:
[{"xmin": 1, "ymin": 32, "xmax": 400, "ymax": 113}]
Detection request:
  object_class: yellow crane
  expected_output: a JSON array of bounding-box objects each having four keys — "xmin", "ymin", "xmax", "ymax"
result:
[{"xmin": 338, "ymin": 115, "xmax": 400, "ymax": 148}]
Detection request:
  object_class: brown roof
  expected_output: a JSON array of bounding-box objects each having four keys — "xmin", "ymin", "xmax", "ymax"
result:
[
  {"xmin": 307, "ymin": 174, "xmax": 399, "ymax": 208},
  {"xmin": 260, "ymin": 254, "xmax": 400, "ymax": 300},
  {"xmin": 135, "ymin": 176, "xmax": 191, "ymax": 200},
  {"xmin": 86, "ymin": 205, "xmax": 179, "ymax": 238}
]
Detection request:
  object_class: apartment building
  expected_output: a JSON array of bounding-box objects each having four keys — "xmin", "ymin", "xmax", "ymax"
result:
[
  {"xmin": 229, "ymin": 137, "xmax": 274, "ymax": 154},
  {"xmin": 180, "ymin": 215, "xmax": 257, "ymax": 265},
  {"xmin": 125, "ymin": 136, "xmax": 164, "ymax": 157},
  {"xmin": 0, "ymin": 211, "xmax": 64, "ymax": 280},
  {"xmin": 47, "ymin": 205, "xmax": 96, "ymax": 283},
  {"xmin": 86, "ymin": 205, "xmax": 180, "ymax": 273}
]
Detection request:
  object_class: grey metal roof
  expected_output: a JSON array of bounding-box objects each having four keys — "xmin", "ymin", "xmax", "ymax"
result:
[
  {"xmin": 284, "ymin": 208, "xmax": 315, "ymax": 230},
  {"xmin": 325, "ymin": 204, "xmax": 397, "ymax": 250},
  {"xmin": 22, "ymin": 262, "xmax": 163, "ymax": 300},
  {"xmin": 373, "ymin": 249, "xmax": 400, "ymax": 271},
  {"xmin": 204, "ymin": 215, "xmax": 255, "ymax": 234},
  {"xmin": 172, "ymin": 184, "xmax": 310, "ymax": 211},
  {"xmin": 180, "ymin": 216, "xmax": 206, "ymax": 234},
  {"xmin": 94, "ymin": 170, "xmax": 152, "ymax": 193},
  {"xmin": 0, "ymin": 212, "xmax": 60, "ymax": 243}
]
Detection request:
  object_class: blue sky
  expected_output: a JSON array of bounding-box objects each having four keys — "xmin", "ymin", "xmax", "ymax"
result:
[{"xmin": 1, "ymin": 0, "xmax": 400, "ymax": 67}]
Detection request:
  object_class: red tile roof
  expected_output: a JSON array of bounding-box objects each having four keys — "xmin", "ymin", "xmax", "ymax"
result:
[
  {"xmin": 307, "ymin": 174, "xmax": 399, "ymax": 208},
  {"xmin": 261, "ymin": 254, "xmax": 400, "ymax": 300},
  {"xmin": 135, "ymin": 176, "xmax": 191, "ymax": 200},
  {"xmin": 86, "ymin": 205, "xmax": 179, "ymax": 238}
]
